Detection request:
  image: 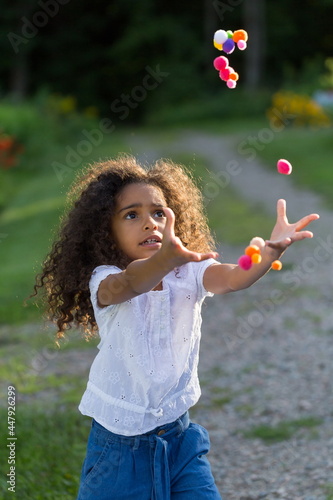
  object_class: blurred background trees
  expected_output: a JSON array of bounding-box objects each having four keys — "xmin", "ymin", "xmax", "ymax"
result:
[{"xmin": 1, "ymin": 0, "xmax": 333, "ymax": 120}]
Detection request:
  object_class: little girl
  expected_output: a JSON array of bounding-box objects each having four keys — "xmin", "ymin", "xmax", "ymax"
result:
[{"xmin": 34, "ymin": 154, "xmax": 319, "ymax": 499}]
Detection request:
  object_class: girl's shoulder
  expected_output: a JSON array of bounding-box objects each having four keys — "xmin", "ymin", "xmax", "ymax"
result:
[
  {"xmin": 169, "ymin": 258, "xmax": 218, "ymax": 299},
  {"xmin": 89, "ymin": 264, "xmax": 122, "ymax": 294}
]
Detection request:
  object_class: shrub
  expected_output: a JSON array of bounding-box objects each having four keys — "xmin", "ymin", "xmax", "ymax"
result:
[{"xmin": 267, "ymin": 90, "xmax": 331, "ymax": 128}]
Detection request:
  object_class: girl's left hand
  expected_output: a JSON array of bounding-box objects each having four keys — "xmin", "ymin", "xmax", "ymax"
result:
[{"xmin": 266, "ymin": 199, "xmax": 320, "ymax": 253}]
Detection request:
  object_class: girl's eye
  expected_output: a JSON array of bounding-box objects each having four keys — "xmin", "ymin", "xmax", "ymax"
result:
[
  {"xmin": 154, "ymin": 210, "xmax": 165, "ymax": 218},
  {"xmin": 125, "ymin": 212, "xmax": 137, "ymax": 220}
]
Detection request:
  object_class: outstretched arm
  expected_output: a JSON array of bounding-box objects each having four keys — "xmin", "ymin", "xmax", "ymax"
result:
[
  {"xmin": 204, "ymin": 199, "xmax": 320, "ymax": 295},
  {"xmin": 98, "ymin": 207, "xmax": 218, "ymax": 306}
]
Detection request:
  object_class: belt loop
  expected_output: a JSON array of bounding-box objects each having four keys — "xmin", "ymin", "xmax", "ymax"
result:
[
  {"xmin": 176, "ymin": 412, "xmax": 188, "ymax": 436},
  {"xmin": 133, "ymin": 436, "xmax": 140, "ymax": 450}
]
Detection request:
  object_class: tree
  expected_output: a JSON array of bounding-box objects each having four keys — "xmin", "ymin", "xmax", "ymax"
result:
[{"xmin": 243, "ymin": 0, "xmax": 266, "ymax": 90}]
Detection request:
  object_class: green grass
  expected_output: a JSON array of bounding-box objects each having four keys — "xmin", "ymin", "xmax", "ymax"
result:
[
  {"xmin": 145, "ymin": 89, "xmax": 273, "ymax": 129},
  {"xmin": 0, "ymin": 323, "xmax": 97, "ymax": 499},
  {"xmin": 255, "ymin": 126, "xmax": 333, "ymax": 209},
  {"xmin": 0, "ymin": 126, "xmax": 130, "ymax": 324},
  {"xmin": 0, "ymin": 405, "xmax": 90, "ymax": 499},
  {"xmin": 0, "ymin": 323, "xmax": 98, "ymax": 397},
  {"xmin": 323, "ymin": 483, "xmax": 333, "ymax": 500},
  {"xmin": 243, "ymin": 416, "xmax": 323, "ymax": 443}
]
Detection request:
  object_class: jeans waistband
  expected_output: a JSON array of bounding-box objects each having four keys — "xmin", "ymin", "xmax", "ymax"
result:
[{"xmin": 92, "ymin": 411, "xmax": 189, "ymax": 446}]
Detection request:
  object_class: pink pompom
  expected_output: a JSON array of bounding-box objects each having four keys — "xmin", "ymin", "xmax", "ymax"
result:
[
  {"xmin": 213, "ymin": 56, "xmax": 229, "ymax": 71},
  {"xmin": 223, "ymin": 38, "xmax": 235, "ymax": 54},
  {"xmin": 277, "ymin": 159, "xmax": 292, "ymax": 175},
  {"xmin": 227, "ymin": 79, "xmax": 237, "ymax": 89},
  {"xmin": 237, "ymin": 40, "xmax": 247, "ymax": 50},
  {"xmin": 219, "ymin": 67, "xmax": 231, "ymax": 81},
  {"xmin": 238, "ymin": 254, "xmax": 253, "ymax": 270}
]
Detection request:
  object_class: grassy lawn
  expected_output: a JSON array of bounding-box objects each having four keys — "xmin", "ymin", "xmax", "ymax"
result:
[
  {"xmin": 247, "ymin": 126, "xmax": 333, "ymax": 209},
  {"xmin": 0, "ymin": 129, "xmax": 131, "ymax": 324},
  {"xmin": 0, "ymin": 323, "xmax": 97, "ymax": 499},
  {"xmin": 0, "ymin": 404, "xmax": 89, "ymax": 499},
  {"xmin": 243, "ymin": 417, "xmax": 323, "ymax": 443}
]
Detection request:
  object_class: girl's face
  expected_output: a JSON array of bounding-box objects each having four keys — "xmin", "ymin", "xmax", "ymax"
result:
[{"xmin": 111, "ymin": 183, "xmax": 167, "ymax": 262}]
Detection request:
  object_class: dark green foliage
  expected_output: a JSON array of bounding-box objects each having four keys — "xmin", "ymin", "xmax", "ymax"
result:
[{"xmin": 1, "ymin": 0, "xmax": 333, "ymax": 119}]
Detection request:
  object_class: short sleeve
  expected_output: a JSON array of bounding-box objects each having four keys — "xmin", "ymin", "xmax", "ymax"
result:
[
  {"xmin": 194, "ymin": 258, "xmax": 220, "ymax": 301},
  {"xmin": 89, "ymin": 265, "xmax": 122, "ymax": 312}
]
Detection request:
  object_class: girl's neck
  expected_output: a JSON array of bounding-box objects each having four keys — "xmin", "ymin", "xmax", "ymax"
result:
[{"xmin": 153, "ymin": 281, "xmax": 163, "ymax": 291}]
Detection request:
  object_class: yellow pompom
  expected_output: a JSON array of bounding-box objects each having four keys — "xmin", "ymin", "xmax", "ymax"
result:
[
  {"xmin": 272, "ymin": 260, "xmax": 282, "ymax": 271},
  {"xmin": 214, "ymin": 40, "xmax": 223, "ymax": 50},
  {"xmin": 251, "ymin": 253, "xmax": 262, "ymax": 264}
]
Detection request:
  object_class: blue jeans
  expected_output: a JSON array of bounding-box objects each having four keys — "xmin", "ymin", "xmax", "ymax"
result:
[{"xmin": 77, "ymin": 412, "xmax": 222, "ymax": 499}]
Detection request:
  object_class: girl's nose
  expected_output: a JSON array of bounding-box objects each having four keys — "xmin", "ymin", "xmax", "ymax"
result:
[{"xmin": 144, "ymin": 215, "xmax": 157, "ymax": 230}]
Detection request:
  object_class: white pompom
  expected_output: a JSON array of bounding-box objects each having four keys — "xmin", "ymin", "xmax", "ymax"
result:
[
  {"xmin": 250, "ymin": 237, "xmax": 265, "ymax": 249},
  {"xmin": 214, "ymin": 29, "xmax": 228, "ymax": 45}
]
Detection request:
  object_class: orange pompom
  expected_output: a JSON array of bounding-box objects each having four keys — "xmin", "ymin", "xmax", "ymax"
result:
[
  {"xmin": 245, "ymin": 245, "xmax": 260, "ymax": 257},
  {"xmin": 232, "ymin": 29, "xmax": 248, "ymax": 42},
  {"xmin": 272, "ymin": 260, "xmax": 282, "ymax": 271},
  {"xmin": 251, "ymin": 253, "xmax": 262, "ymax": 264},
  {"xmin": 229, "ymin": 71, "xmax": 239, "ymax": 81}
]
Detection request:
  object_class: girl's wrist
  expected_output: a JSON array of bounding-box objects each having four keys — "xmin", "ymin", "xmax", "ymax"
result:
[
  {"xmin": 263, "ymin": 245, "xmax": 284, "ymax": 262},
  {"xmin": 153, "ymin": 248, "xmax": 179, "ymax": 273}
]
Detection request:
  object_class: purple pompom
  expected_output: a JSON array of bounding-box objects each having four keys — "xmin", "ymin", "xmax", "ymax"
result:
[{"xmin": 223, "ymin": 38, "xmax": 235, "ymax": 54}]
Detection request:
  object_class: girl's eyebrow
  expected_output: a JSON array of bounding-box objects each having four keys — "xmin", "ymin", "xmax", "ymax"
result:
[{"xmin": 117, "ymin": 202, "xmax": 164, "ymax": 214}]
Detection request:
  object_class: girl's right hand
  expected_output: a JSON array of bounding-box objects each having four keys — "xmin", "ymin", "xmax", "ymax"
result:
[{"xmin": 158, "ymin": 207, "xmax": 218, "ymax": 268}]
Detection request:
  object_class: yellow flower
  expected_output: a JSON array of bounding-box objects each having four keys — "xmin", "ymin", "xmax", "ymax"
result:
[
  {"xmin": 83, "ymin": 106, "xmax": 99, "ymax": 119},
  {"xmin": 58, "ymin": 96, "xmax": 77, "ymax": 114}
]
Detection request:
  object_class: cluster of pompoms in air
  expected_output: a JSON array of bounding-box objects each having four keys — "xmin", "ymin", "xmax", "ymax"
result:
[
  {"xmin": 238, "ymin": 237, "xmax": 282, "ymax": 272},
  {"xmin": 213, "ymin": 29, "xmax": 248, "ymax": 89}
]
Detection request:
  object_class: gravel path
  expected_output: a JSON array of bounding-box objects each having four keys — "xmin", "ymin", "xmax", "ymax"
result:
[{"xmin": 125, "ymin": 130, "xmax": 333, "ymax": 499}]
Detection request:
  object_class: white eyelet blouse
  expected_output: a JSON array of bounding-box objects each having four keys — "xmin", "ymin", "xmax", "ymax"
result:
[{"xmin": 78, "ymin": 258, "xmax": 218, "ymax": 436}]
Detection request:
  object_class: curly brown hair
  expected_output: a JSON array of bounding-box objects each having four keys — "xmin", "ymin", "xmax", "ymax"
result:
[{"xmin": 32, "ymin": 154, "xmax": 216, "ymax": 339}]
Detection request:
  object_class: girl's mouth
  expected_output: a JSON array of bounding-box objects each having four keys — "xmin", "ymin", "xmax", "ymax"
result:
[{"xmin": 140, "ymin": 237, "xmax": 162, "ymax": 247}]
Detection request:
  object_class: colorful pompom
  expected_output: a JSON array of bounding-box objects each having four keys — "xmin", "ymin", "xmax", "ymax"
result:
[
  {"xmin": 245, "ymin": 245, "xmax": 260, "ymax": 257},
  {"xmin": 272, "ymin": 260, "xmax": 283, "ymax": 271},
  {"xmin": 227, "ymin": 79, "xmax": 237, "ymax": 89},
  {"xmin": 238, "ymin": 254, "xmax": 253, "ymax": 270},
  {"xmin": 223, "ymin": 38, "xmax": 235, "ymax": 54},
  {"xmin": 251, "ymin": 253, "xmax": 262, "ymax": 264},
  {"xmin": 213, "ymin": 28, "xmax": 248, "ymax": 89},
  {"xmin": 219, "ymin": 67, "xmax": 231, "ymax": 81},
  {"xmin": 214, "ymin": 29, "xmax": 228, "ymax": 45},
  {"xmin": 277, "ymin": 159, "xmax": 292, "ymax": 175},
  {"xmin": 232, "ymin": 29, "xmax": 248, "ymax": 42},
  {"xmin": 229, "ymin": 71, "xmax": 239, "ymax": 81},
  {"xmin": 239, "ymin": 237, "xmax": 282, "ymax": 272},
  {"xmin": 250, "ymin": 237, "xmax": 265, "ymax": 249},
  {"xmin": 237, "ymin": 40, "xmax": 247, "ymax": 50},
  {"xmin": 213, "ymin": 56, "xmax": 229, "ymax": 71}
]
